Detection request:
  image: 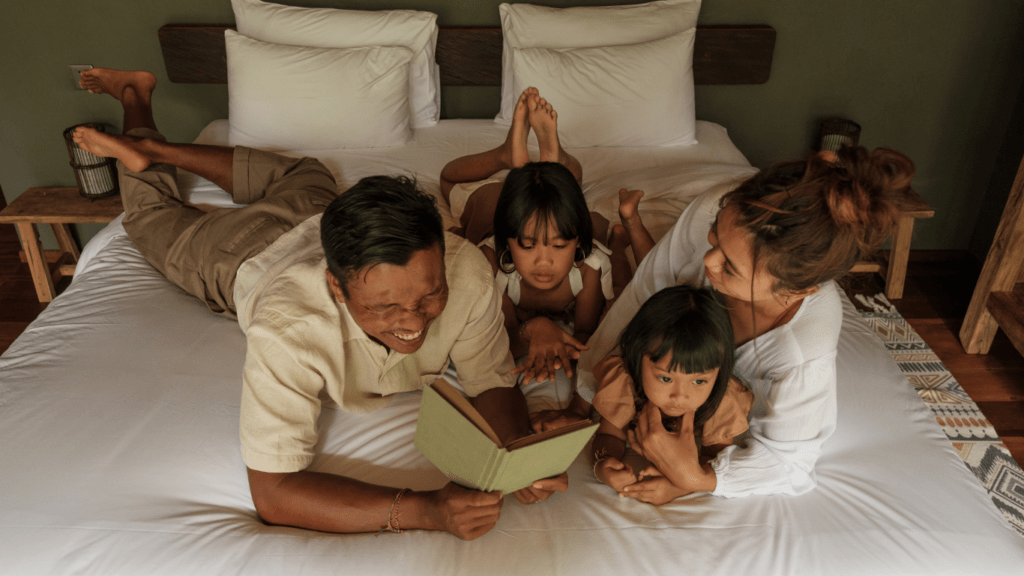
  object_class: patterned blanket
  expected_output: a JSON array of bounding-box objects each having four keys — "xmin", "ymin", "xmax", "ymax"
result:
[{"xmin": 856, "ymin": 295, "xmax": 1024, "ymax": 538}]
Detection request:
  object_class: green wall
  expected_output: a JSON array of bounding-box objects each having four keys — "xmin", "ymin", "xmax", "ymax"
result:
[{"xmin": 2, "ymin": 0, "xmax": 1023, "ymax": 252}]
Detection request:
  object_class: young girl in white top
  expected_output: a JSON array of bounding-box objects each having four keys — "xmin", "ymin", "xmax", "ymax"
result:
[
  {"xmin": 440, "ymin": 89, "xmax": 619, "ymax": 384},
  {"xmin": 591, "ymin": 285, "xmax": 753, "ymax": 504}
]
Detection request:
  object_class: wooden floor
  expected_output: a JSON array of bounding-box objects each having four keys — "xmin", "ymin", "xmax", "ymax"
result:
[{"xmin": 1, "ymin": 217, "xmax": 1022, "ymax": 465}]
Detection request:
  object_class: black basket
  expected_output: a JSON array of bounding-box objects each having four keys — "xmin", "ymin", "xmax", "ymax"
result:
[{"xmin": 63, "ymin": 123, "xmax": 119, "ymax": 199}]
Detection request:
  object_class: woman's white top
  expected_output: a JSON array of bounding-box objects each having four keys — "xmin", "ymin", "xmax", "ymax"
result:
[{"xmin": 577, "ymin": 190, "xmax": 842, "ymax": 498}]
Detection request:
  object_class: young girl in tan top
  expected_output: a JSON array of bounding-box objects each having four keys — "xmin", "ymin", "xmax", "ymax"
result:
[{"xmin": 591, "ymin": 285, "xmax": 752, "ymax": 504}]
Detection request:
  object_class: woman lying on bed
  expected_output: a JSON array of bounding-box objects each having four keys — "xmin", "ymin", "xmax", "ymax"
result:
[{"xmin": 539, "ymin": 146, "xmax": 915, "ymax": 502}]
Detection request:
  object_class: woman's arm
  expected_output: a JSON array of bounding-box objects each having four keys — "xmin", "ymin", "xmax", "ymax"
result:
[{"xmin": 711, "ymin": 360, "xmax": 836, "ymax": 497}]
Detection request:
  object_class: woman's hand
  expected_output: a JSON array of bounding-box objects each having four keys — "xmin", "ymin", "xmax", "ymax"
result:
[
  {"xmin": 594, "ymin": 456, "xmax": 636, "ymax": 492},
  {"xmin": 628, "ymin": 405, "xmax": 715, "ymax": 494},
  {"xmin": 619, "ymin": 466, "xmax": 688, "ymax": 505},
  {"xmin": 512, "ymin": 317, "xmax": 588, "ymax": 385}
]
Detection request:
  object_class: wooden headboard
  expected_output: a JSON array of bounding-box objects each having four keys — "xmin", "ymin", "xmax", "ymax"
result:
[{"xmin": 158, "ymin": 24, "xmax": 775, "ymax": 86}]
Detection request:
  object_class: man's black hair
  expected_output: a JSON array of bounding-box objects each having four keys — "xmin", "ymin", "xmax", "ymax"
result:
[{"xmin": 320, "ymin": 175, "xmax": 444, "ymax": 297}]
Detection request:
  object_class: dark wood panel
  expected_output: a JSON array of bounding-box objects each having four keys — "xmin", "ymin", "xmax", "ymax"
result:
[{"xmin": 158, "ymin": 24, "xmax": 775, "ymax": 86}]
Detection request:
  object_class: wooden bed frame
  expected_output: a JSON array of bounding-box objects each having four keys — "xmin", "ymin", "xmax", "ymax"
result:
[{"xmin": 157, "ymin": 24, "xmax": 777, "ymax": 86}]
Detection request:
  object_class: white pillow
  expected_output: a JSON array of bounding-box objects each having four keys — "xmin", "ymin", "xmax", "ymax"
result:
[
  {"xmin": 497, "ymin": 0, "xmax": 701, "ymax": 125},
  {"xmin": 231, "ymin": 0, "xmax": 440, "ymax": 128},
  {"xmin": 225, "ymin": 30, "xmax": 413, "ymax": 150},
  {"xmin": 512, "ymin": 30, "xmax": 697, "ymax": 148}
]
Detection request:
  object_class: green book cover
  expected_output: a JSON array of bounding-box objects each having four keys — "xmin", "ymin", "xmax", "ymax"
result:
[{"xmin": 414, "ymin": 379, "xmax": 598, "ymax": 494}]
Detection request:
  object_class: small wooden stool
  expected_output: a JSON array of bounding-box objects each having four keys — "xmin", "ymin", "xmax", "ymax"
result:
[
  {"xmin": 850, "ymin": 188, "xmax": 935, "ymax": 299},
  {"xmin": 0, "ymin": 187, "xmax": 123, "ymax": 302}
]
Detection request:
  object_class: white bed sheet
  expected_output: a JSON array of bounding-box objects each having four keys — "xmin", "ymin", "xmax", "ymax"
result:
[{"xmin": 3, "ymin": 120, "xmax": 1023, "ymax": 575}]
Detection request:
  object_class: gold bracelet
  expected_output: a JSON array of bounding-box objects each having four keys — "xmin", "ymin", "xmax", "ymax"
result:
[{"xmin": 379, "ymin": 488, "xmax": 407, "ymax": 535}]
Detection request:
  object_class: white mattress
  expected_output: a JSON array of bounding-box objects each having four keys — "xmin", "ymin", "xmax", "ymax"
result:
[{"xmin": 3, "ymin": 120, "xmax": 1023, "ymax": 575}]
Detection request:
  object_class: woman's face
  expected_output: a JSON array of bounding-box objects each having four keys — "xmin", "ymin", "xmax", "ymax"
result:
[
  {"xmin": 641, "ymin": 353, "xmax": 717, "ymax": 418},
  {"xmin": 507, "ymin": 214, "xmax": 578, "ymax": 291},
  {"xmin": 703, "ymin": 204, "xmax": 778, "ymax": 304}
]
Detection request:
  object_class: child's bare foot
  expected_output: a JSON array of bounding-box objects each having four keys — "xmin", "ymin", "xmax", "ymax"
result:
[
  {"xmin": 503, "ymin": 87, "xmax": 535, "ymax": 169},
  {"xmin": 618, "ymin": 188, "xmax": 645, "ymax": 223},
  {"xmin": 72, "ymin": 127, "xmax": 152, "ymax": 172},
  {"xmin": 528, "ymin": 94, "xmax": 562, "ymax": 163},
  {"xmin": 79, "ymin": 68, "xmax": 157, "ymax": 104}
]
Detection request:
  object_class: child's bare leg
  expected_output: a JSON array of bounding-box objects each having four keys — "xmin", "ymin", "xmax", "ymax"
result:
[
  {"xmin": 78, "ymin": 67, "xmax": 234, "ymax": 193},
  {"xmin": 440, "ymin": 88, "xmax": 535, "ymax": 202},
  {"xmin": 529, "ymin": 94, "xmax": 582, "ymax": 184},
  {"xmin": 618, "ymin": 188, "xmax": 654, "ymax": 265},
  {"xmin": 590, "ymin": 211, "xmax": 610, "ymax": 248},
  {"xmin": 608, "ymin": 224, "xmax": 633, "ymax": 297}
]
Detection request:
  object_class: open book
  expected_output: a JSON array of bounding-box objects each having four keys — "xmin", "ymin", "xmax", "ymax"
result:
[{"xmin": 414, "ymin": 379, "xmax": 599, "ymax": 494}]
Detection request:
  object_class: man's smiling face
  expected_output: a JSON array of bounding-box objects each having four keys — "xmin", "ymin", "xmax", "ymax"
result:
[{"xmin": 327, "ymin": 243, "xmax": 449, "ymax": 354}]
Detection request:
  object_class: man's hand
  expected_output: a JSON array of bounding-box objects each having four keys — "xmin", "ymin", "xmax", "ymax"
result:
[
  {"xmin": 424, "ymin": 483, "xmax": 505, "ymax": 540},
  {"xmin": 511, "ymin": 472, "xmax": 568, "ymax": 504},
  {"xmin": 594, "ymin": 456, "xmax": 636, "ymax": 492},
  {"xmin": 512, "ymin": 317, "xmax": 588, "ymax": 385},
  {"xmin": 619, "ymin": 466, "xmax": 688, "ymax": 505}
]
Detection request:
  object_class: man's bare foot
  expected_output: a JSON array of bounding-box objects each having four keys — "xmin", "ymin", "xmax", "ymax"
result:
[
  {"xmin": 502, "ymin": 87, "xmax": 535, "ymax": 169},
  {"xmin": 528, "ymin": 95, "xmax": 563, "ymax": 164},
  {"xmin": 72, "ymin": 127, "xmax": 153, "ymax": 172},
  {"xmin": 618, "ymin": 188, "xmax": 645, "ymax": 223},
  {"xmin": 79, "ymin": 68, "xmax": 157, "ymax": 104}
]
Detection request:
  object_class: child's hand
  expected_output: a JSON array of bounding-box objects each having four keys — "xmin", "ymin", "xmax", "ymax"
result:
[
  {"xmin": 530, "ymin": 408, "xmax": 589, "ymax": 433},
  {"xmin": 511, "ymin": 472, "xmax": 569, "ymax": 505},
  {"xmin": 513, "ymin": 317, "xmax": 589, "ymax": 384},
  {"xmin": 619, "ymin": 466, "xmax": 688, "ymax": 505},
  {"xmin": 594, "ymin": 456, "xmax": 636, "ymax": 492}
]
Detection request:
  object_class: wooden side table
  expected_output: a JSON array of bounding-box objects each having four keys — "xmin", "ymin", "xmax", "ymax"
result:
[
  {"xmin": 0, "ymin": 187, "xmax": 123, "ymax": 302},
  {"xmin": 850, "ymin": 188, "xmax": 935, "ymax": 299}
]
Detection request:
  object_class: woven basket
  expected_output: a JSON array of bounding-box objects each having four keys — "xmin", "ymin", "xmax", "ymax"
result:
[
  {"xmin": 63, "ymin": 123, "xmax": 119, "ymax": 199},
  {"xmin": 817, "ymin": 118, "xmax": 861, "ymax": 152}
]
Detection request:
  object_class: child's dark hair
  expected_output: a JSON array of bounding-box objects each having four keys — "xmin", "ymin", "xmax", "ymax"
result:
[
  {"xmin": 492, "ymin": 161, "xmax": 593, "ymax": 273},
  {"xmin": 619, "ymin": 285, "xmax": 735, "ymax": 430}
]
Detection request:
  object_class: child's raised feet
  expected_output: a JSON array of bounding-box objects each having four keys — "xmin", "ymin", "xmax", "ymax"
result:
[
  {"xmin": 528, "ymin": 94, "xmax": 564, "ymax": 164},
  {"xmin": 618, "ymin": 188, "xmax": 645, "ymax": 223},
  {"xmin": 72, "ymin": 127, "xmax": 153, "ymax": 173},
  {"xmin": 79, "ymin": 68, "xmax": 157, "ymax": 104},
  {"xmin": 502, "ymin": 87, "xmax": 535, "ymax": 169}
]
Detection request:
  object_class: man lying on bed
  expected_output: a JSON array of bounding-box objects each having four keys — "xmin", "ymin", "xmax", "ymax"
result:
[{"xmin": 73, "ymin": 67, "xmax": 567, "ymax": 540}]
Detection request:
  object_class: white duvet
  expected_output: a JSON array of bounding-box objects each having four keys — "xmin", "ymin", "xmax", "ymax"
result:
[{"xmin": 3, "ymin": 120, "xmax": 1022, "ymax": 575}]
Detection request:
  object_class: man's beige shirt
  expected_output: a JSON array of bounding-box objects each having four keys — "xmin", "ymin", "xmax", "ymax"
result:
[{"xmin": 234, "ymin": 217, "xmax": 515, "ymax": 473}]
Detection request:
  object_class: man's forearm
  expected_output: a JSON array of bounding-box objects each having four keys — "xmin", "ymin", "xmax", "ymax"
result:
[{"xmin": 247, "ymin": 468, "xmax": 437, "ymax": 534}]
